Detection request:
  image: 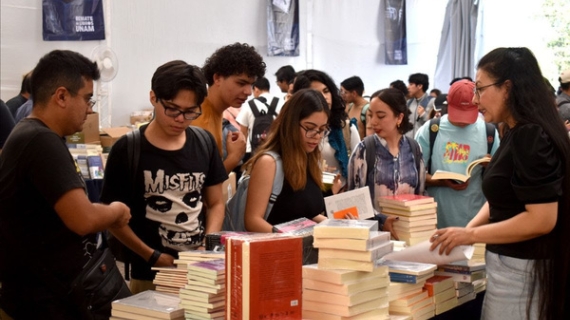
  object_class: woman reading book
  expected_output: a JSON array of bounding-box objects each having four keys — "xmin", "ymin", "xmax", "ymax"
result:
[
  {"xmin": 347, "ymin": 88, "xmax": 426, "ymax": 239},
  {"xmin": 243, "ymin": 89, "xmax": 329, "ymax": 232},
  {"xmin": 430, "ymin": 47, "xmax": 570, "ymax": 320}
]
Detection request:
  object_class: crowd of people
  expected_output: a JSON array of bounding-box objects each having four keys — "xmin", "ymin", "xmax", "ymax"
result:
[{"xmin": 0, "ymin": 44, "xmax": 569, "ymax": 319}]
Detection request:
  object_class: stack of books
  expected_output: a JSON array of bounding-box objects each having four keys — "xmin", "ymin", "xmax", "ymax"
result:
[
  {"xmin": 274, "ymin": 217, "xmax": 319, "ymax": 265},
  {"xmin": 110, "ymin": 290, "xmax": 184, "ymax": 320},
  {"xmin": 424, "ymin": 275, "xmax": 457, "ymax": 315},
  {"xmin": 312, "ymin": 220, "xmax": 392, "ymax": 272},
  {"xmin": 301, "ymin": 264, "xmax": 390, "ymax": 319},
  {"xmin": 471, "ymin": 243, "xmax": 486, "ymax": 263},
  {"xmin": 434, "ymin": 260, "xmax": 487, "ymax": 306},
  {"xmin": 226, "ymin": 233, "xmax": 303, "ymax": 319},
  {"xmin": 152, "ymin": 266, "xmax": 188, "ymax": 295},
  {"xmin": 179, "ymin": 259, "xmax": 226, "ymax": 320},
  {"xmin": 376, "ymin": 259, "xmax": 437, "ymax": 319},
  {"xmin": 378, "ymin": 195, "xmax": 437, "ymax": 246}
]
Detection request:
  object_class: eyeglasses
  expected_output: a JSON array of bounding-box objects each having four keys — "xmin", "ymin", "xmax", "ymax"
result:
[
  {"xmin": 473, "ymin": 82, "xmax": 502, "ymax": 98},
  {"xmin": 88, "ymin": 99, "xmax": 96, "ymax": 108},
  {"xmin": 159, "ymin": 99, "xmax": 202, "ymax": 120},
  {"xmin": 300, "ymin": 124, "xmax": 330, "ymax": 138}
]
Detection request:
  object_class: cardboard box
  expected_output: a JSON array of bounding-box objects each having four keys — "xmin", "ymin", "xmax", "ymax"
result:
[
  {"xmin": 66, "ymin": 113, "xmax": 100, "ymax": 144},
  {"xmin": 100, "ymin": 126, "xmax": 132, "ymax": 153}
]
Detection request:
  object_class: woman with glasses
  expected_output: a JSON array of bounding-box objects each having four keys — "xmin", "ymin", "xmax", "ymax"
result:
[
  {"xmin": 243, "ymin": 89, "xmax": 330, "ymax": 232},
  {"xmin": 430, "ymin": 47, "xmax": 570, "ymax": 320},
  {"xmin": 347, "ymin": 88, "xmax": 425, "ymax": 237},
  {"xmin": 292, "ymin": 70, "xmax": 361, "ymax": 193}
]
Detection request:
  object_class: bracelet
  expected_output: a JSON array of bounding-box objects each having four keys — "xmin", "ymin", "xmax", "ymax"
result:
[{"xmin": 147, "ymin": 249, "xmax": 161, "ymax": 266}]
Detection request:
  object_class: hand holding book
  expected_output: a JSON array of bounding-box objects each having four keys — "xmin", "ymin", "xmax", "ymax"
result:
[{"xmin": 430, "ymin": 157, "xmax": 491, "ymax": 184}]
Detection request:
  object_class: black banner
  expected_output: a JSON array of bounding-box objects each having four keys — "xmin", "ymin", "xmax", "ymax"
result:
[
  {"xmin": 43, "ymin": 0, "xmax": 105, "ymax": 41},
  {"xmin": 384, "ymin": 0, "xmax": 407, "ymax": 65},
  {"xmin": 267, "ymin": 0, "xmax": 300, "ymax": 56}
]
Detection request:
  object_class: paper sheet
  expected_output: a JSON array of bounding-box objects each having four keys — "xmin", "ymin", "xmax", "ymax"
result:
[
  {"xmin": 324, "ymin": 187, "xmax": 374, "ymax": 220},
  {"xmin": 382, "ymin": 240, "xmax": 474, "ymax": 265}
]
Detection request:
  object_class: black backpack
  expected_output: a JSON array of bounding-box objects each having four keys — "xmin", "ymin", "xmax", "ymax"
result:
[{"xmin": 249, "ymin": 97, "xmax": 279, "ymax": 152}]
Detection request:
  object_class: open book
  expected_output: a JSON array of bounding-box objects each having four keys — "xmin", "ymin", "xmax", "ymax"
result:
[
  {"xmin": 430, "ymin": 157, "xmax": 491, "ymax": 183},
  {"xmin": 324, "ymin": 187, "xmax": 375, "ymax": 219}
]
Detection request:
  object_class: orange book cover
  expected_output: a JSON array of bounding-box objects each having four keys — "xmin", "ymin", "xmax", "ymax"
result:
[
  {"xmin": 378, "ymin": 194, "xmax": 434, "ymax": 207},
  {"xmin": 228, "ymin": 235, "xmax": 303, "ymax": 320},
  {"xmin": 424, "ymin": 275, "xmax": 454, "ymax": 296},
  {"xmin": 333, "ymin": 206, "xmax": 359, "ymax": 219}
]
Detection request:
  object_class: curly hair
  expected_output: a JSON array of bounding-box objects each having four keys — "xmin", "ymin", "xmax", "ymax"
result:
[
  {"xmin": 292, "ymin": 69, "xmax": 347, "ymax": 129},
  {"xmin": 202, "ymin": 43, "xmax": 266, "ymax": 86}
]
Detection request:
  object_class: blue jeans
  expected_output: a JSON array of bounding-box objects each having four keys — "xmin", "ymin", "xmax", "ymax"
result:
[{"xmin": 482, "ymin": 251, "xmax": 539, "ymax": 320}]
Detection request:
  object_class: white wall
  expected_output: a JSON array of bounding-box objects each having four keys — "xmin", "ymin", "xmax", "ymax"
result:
[{"xmin": 0, "ymin": 0, "xmax": 559, "ymax": 127}]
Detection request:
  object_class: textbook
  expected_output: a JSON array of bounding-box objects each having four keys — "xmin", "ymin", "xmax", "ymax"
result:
[
  {"xmin": 378, "ymin": 194, "xmax": 434, "ymax": 207},
  {"xmin": 313, "ymin": 219, "xmax": 378, "ymax": 239},
  {"xmin": 430, "ymin": 157, "xmax": 491, "ymax": 183},
  {"xmin": 111, "ymin": 290, "xmax": 184, "ymax": 320}
]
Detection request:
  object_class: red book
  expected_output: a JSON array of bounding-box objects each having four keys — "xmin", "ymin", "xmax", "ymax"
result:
[
  {"xmin": 226, "ymin": 234, "xmax": 303, "ymax": 320},
  {"xmin": 378, "ymin": 194, "xmax": 435, "ymax": 207},
  {"xmin": 424, "ymin": 275, "xmax": 454, "ymax": 296}
]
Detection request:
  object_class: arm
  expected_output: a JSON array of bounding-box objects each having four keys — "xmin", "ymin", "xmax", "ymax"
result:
[
  {"xmin": 244, "ymin": 155, "xmax": 276, "ymax": 232},
  {"xmin": 223, "ymin": 130, "xmax": 246, "ymax": 174},
  {"xmin": 312, "ymin": 214, "xmax": 327, "ymax": 223},
  {"xmin": 54, "ymin": 188, "xmax": 130, "ymax": 236},
  {"xmin": 202, "ymin": 183, "xmax": 225, "ymax": 234},
  {"xmin": 466, "ymin": 202, "xmax": 491, "ymax": 228},
  {"xmin": 431, "ymin": 202, "xmax": 557, "ymax": 254}
]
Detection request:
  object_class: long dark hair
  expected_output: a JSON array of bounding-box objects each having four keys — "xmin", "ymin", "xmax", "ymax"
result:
[
  {"xmin": 478, "ymin": 47, "xmax": 570, "ymax": 320},
  {"xmin": 370, "ymin": 88, "xmax": 413, "ymax": 134},
  {"xmin": 243, "ymin": 89, "xmax": 330, "ymax": 191}
]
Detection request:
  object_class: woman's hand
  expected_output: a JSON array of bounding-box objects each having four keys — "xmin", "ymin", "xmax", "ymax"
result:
[
  {"xmin": 383, "ymin": 216, "xmax": 400, "ymax": 240},
  {"xmin": 331, "ymin": 173, "xmax": 344, "ymax": 194},
  {"xmin": 429, "ymin": 227, "xmax": 474, "ymax": 255}
]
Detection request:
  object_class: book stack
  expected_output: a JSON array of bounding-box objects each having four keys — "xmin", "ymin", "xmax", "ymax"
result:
[
  {"xmin": 471, "ymin": 243, "xmax": 486, "ymax": 263},
  {"xmin": 378, "ymin": 195, "xmax": 438, "ymax": 246},
  {"xmin": 434, "ymin": 261, "xmax": 486, "ymax": 306},
  {"xmin": 274, "ymin": 217, "xmax": 319, "ymax": 265},
  {"xmin": 152, "ymin": 266, "xmax": 188, "ymax": 295},
  {"xmin": 179, "ymin": 258, "xmax": 226, "ymax": 320},
  {"xmin": 424, "ymin": 275, "xmax": 458, "ymax": 315},
  {"xmin": 377, "ymin": 260, "xmax": 437, "ymax": 320},
  {"xmin": 69, "ymin": 144, "xmax": 106, "ymax": 179},
  {"xmin": 110, "ymin": 290, "xmax": 184, "ymax": 320},
  {"xmin": 226, "ymin": 233, "xmax": 303, "ymax": 320},
  {"xmin": 312, "ymin": 219, "xmax": 392, "ymax": 272},
  {"xmin": 301, "ymin": 264, "xmax": 390, "ymax": 319}
]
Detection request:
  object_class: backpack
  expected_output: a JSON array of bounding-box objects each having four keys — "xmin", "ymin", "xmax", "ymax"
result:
[
  {"xmin": 106, "ymin": 126, "xmax": 213, "ymax": 279},
  {"xmin": 223, "ymin": 151, "xmax": 284, "ymax": 231},
  {"xmin": 363, "ymin": 135, "xmax": 423, "ymax": 199},
  {"xmin": 427, "ymin": 118, "xmax": 496, "ymax": 174},
  {"xmin": 249, "ymin": 97, "xmax": 279, "ymax": 152}
]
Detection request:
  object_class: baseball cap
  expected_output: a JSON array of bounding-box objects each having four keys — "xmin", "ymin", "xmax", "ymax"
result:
[
  {"xmin": 560, "ymin": 69, "xmax": 570, "ymax": 84},
  {"xmin": 447, "ymin": 79, "xmax": 478, "ymax": 124}
]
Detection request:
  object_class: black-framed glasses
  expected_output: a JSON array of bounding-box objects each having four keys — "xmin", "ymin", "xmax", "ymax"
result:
[
  {"xmin": 300, "ymin": 124, "xmax": 330, "ymax": 138},
  {"xmin": 159, "ymin": 99, "xmax": 201, "ymax": 120},
  {"xmin": 473, "ymin": 82, "xmax": 502, "ymax": 98}
]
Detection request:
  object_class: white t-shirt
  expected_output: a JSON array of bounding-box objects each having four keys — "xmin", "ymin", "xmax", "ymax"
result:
[{"xmin": 235, "ymin": 93, "xmax": 284, "ymax": 153}]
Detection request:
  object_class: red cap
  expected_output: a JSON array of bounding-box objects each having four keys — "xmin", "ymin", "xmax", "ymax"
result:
[{"xmin": 447, "ymin": 79, "xmax": 478, "ymax": 124}]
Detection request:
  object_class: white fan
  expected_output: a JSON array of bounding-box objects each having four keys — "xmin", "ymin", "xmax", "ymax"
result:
[{"xmin": 91, "ymin": 46, "xmax": 118, "ymax": 128}]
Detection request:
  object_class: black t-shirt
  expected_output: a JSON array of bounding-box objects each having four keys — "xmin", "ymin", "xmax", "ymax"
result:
[
  {"xmin": 0, "ymin": 118, "xmax": 95, "ymax": 317},
  {"xmin": 483, "ymin": 123, "xmax": 563, "ymax": 259},
  {"xmin": 266, "ymin": 167, "xmax": 325, "ymax": 225},
  {"xmin": 100, "ymin": 124, "xmax": 227, "ymax": 280}
]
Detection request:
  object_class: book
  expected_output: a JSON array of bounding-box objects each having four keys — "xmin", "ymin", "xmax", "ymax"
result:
[
  {"xmin": 388, "ymin": 295, "xmax": 433, "ymax": 314},
  {"xmin": 318, "ymin": 241, "xmax": 393, "ymax": 262},
  {"xmin": 111, "ymin": 309, "xmax": 184, "ymax": 320},
  {"xmin": 378, "ymin": 194, "xmax": 434, "ymax": 207},
  {"xmin": 187, "ymin": 258, "xmax": 225, "ymax": 279},
  {"xmin": 111, "ymin": 290, "xmax": 184, "ymax": 320},
  {"xmin": 313, "ymin": 231, "xmax": 390, "ymax": 251},
  {"xmin": 184, "ymin": 309, "xmax": 225, "ymax": 320},
  {"xmin": 87, "ymin": 154, "xmax": 105, "ymax": 179},
  {"xmin": 386, "ymin": 212, "xmax": 437, "ymax": 222},
  {"xmin": 433, "ymin": 287, "xmax": 456, "ymax": 304},
  {"xmin": 390, "ymin": 290, "xmax": 429, "ymax": 307},
  {"xmin": 324, "ymin": 186, "xmax": 375, "ymax": 220},
  {"xmin": 226, "ymin": 234, "xmax": 303, "ymax": 320},
  {"xmin": 74, "ymin": 155, "xmax": 91, "ymax": 179},
  {"xmin": 390, "ymin": 218, "xmax": 438, "ymax": 228},
  {"xmin": 434, "ymin": 269, "xmax": 487, "ymax": 283},
  {"xmin": 273, "ymin": 217, "xmax": 316, "ymax": 233},
  {"xmin": 313, "ymin": 219, "xmax": 378, "ymax": 239},
  {"xmin": 423, "ymin": 275, "xmax": 454, "ymax": 296},
  {"xmin": 303, "ymin": 296, "xmax": 389, "ymax": 317},
  {"xmin": 303, "ymin": 287, "xmax": 387, "ymax": 307},
  {"xmin": 457, "ymin": 291, "xmax": 476, "ymax": 305},
  {"xmin": 440, "ymin": 260, "xmax": 486, "ymax": 273},
  {"xmin": 302, "ymin": 307, "xmax": 388, "ymax": 320},
  {"xmin": 376, "ymin": 259, "xmax": 437, "ymax": 276},
  {"xmin": 178, "ymin": 250, "xmax": 225, "ymax": 260},
  {"xmin": 303, "ymin": 276, "xmax": 390, "ymax": 296},
  {"xmin": 379, "ymin": 202, "xmax": 437, "ymax": 213},
  {"xmin": 392, "ymin": 224, "xmax": 436, "ymax": 233},
  {"xmin": 302, "ymin": 264, "xmax": 388, "ymax": 285},
  {"xmin": 435, "ymin": 296, "xmax": 458, "ymax": 315},
  {"xmin": 381, "ymin": 207, "xmax": 437, "ymax": 218},
  {"xmin": 430, "ymin": 157, "xmax": 491, "ymax": 183},
  {"xmin": 318, "ymin": 257, "xmax": 381, "ymax": 272},
  {"xmin": 389, "ymin": 272, "xmax": 433, "ymax": 284}
]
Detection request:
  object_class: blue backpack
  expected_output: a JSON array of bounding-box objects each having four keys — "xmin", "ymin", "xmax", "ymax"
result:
[{"xmin": 222, "ymin": 151, "xmax": 284, "ymax": 231}]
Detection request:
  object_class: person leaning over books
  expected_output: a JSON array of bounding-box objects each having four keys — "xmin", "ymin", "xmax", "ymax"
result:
[
  {"xmin": 100, "ymin": 61, "xmax": 228, "ymax": 294},
  {"xmin": 430, "ymin": 47, "xmax": 570, "ymax": 320},
  {"xmin": 243, "ymin": 89, "xmax": 330, "ymax": 232},
  {"xmin": 0, "ymin": 50, "xmax": 131, "ymax": 319},
  {"xmin": 347, "ymin": 88, "xmax": 426, "ymax": 239}
]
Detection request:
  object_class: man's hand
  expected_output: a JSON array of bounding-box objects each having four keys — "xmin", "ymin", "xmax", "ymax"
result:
[
  {"xmin": 382, "ymin": 216, "xmax": 400, "ymax": 240},
  {"xmin": 442, "ymin": 179, "xmax": 469, "ymax": 191},
  {"xmin": 109, "ymin": 202, "xmax": 131, "ymax": 229},
  {"xmin": 417, "ymin": 106, "xmax": 425, "ymax": 117},
  {"xmin": 154, "ymin": 252, "xmax": 175, "ymax": 267},
  {"xmin": 226, "ymin": 131, "xmax": 246, "ymax": 161}
]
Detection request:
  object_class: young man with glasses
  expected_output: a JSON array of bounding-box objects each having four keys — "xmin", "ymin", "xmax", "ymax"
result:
[
  {"xmin": 100, "ymin": 60, "xmax": 228, "ymax": 294},
  {"xmin": 194, "ymin": 43, "xmax": 266, "ymax": 174}
]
